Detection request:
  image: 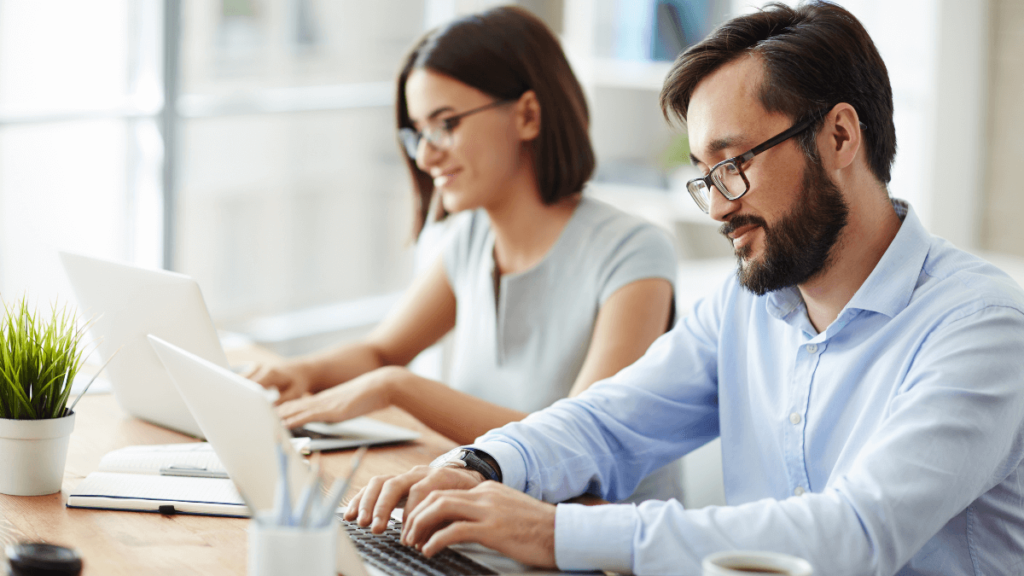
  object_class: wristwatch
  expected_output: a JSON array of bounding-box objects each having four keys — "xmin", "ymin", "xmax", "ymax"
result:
[{"xmin": 429, "ymin": 447, "xmax": 502, "ymax": 482}]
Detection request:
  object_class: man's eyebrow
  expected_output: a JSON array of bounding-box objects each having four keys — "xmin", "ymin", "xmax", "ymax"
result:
[{"xmin": 689, "ymin": 135, "xmax": 743, "ymax": 166}]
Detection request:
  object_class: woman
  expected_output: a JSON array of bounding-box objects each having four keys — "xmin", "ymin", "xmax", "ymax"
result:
[{"xmin": 248, "ymin": 6, "xmax": 681, "ymax": 502}]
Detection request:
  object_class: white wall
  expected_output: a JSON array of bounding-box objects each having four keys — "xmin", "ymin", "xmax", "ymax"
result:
[{"xmin": 982, "ymin": 0, "xmax": 1024, "ymax": 257}]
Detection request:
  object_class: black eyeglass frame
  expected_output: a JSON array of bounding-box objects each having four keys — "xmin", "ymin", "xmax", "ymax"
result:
[
  {"xmin": 399, "ymin": 99, "xmax": 516, "ymax": 160},
  {"xmin": 685, "ymin": 110, "xmax": 829, "ymax": 213}
]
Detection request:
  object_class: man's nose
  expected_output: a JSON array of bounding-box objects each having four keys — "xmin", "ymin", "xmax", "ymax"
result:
[{"xmin": 708, "ymin": 185, "xmax": 739, "ymax": 223}]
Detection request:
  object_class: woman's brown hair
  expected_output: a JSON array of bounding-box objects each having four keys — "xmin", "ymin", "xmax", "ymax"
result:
[{"xmin": 396, "ymin": 6, "xmax": 595, "ymax": 238}]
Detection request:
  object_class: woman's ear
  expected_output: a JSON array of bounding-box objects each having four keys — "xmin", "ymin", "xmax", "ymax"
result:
[{"xmin": 515, "ymin": 90, "xmax": 541, "ymax": 141}]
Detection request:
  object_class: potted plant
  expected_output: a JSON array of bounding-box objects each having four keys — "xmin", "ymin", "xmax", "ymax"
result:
[{"xmin": 0, "ymin": 296, "xmax": 86, "ymax": 496}]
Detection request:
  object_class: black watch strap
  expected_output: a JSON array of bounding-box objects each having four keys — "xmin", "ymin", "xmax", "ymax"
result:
[{"xmin": 462, "ymin": 448, "xmax": 502, "ymax": 483}]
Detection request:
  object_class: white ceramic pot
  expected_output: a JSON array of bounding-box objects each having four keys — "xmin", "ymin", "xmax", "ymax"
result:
[{"xmin": 0, "ymin": 411, "xmax": 75, "ymax": 496}]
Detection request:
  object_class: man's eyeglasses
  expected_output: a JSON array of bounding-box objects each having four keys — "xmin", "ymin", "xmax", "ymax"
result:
[
  {"xmin": 399, "ymin": 99, "xmax": 514, "ymax": 160},
  {"xmin": 685, "ymin": 112, "xmax": 826, "ymax": 213}
]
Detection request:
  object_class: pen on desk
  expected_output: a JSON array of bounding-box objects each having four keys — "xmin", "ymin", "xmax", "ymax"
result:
[
  {"xmin": 158, "ymin": 465, "xmax": 230, "ymax": 479},
  {"xmin": 293, "ymin": 452, "xmax": 322, "ymax": 527},
  {"xmin": 273, "ymin": 442, "xmax": 292, "ymax": 526},
  {"xmin": 314, "ymin": 445, "xmax": 367, "ymax": 528}
]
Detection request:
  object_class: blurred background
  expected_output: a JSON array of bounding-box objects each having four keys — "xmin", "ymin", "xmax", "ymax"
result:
[{"xmin": 0, "ymin": 0, "xmax": 1020, "ymax": 505}]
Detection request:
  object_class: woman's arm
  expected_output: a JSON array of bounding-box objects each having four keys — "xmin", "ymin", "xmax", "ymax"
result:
[
  {"xmin": 566, "ymin": 277, "xmax": 674, "ymax": 397},
  {"xmin": 277, "ymin": 277, "xmax": 674, "ymax": 443},
  {"xmin": 277, "ymin": 366, "xmax": 527, "ymax": 445},
  {"xmin": 249, "ymin": 257, "xmax": 457, "ymax": 402}
]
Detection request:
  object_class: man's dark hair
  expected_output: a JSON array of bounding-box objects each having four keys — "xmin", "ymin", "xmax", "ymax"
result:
[
  {"xmin": 660, "ymin": 1, "xmax": 896, "ymax": 184},
  {"xmin": 397, "ymin": 6, "xmax": 595, "ymax": 237}
]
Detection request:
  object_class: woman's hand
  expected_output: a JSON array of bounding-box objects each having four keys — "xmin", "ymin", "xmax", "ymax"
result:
[
  {"xmin": 276, "ymin": 366, "xmax": 407, "ymax": 428},
  {"xmin": 244, "ymin": 361, "xmax": 317, "ymax": 404}
]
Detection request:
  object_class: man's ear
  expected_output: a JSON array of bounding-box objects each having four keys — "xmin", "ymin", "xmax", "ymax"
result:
[
  {"xmin": 821, "ymin": 102, "xmax": 862, "ymax": 171},
  {"xmin": 515, "ymin": 90, "xmax": 541, "ymax": 141}
]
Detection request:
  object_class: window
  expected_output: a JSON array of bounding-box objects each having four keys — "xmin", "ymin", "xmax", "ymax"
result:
[
  {"xmin": 0, "ymin": 1, "xmax": 163, "ymax": 305},
  {"xmin": 0, "ymin": 0, "xmax": 435, "ymax": 354}
]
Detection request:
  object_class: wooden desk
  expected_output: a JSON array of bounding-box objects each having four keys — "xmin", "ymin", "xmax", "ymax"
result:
[{"xmin": 0, "ymin": 393, "xmax": 457, "ymax": 575}]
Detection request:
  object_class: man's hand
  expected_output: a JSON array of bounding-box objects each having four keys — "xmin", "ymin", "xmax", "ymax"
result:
[
  {"xmin": 344, "ymin": 465, "xmax": 484, "ymax": 533},
  {"xmin": 403, "ymin": 481, "xmax": 557, "ymax": 569}
]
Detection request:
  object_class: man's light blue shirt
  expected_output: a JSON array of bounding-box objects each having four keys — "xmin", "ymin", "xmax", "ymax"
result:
[{"xmin": 472, "ymin": 202, "xmax": 1024, "ymax": 575}]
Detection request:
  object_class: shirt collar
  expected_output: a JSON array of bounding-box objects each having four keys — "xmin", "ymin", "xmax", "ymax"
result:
[
  {"xmin": 844, "ymin": 198, "xmax": 926, "ymax": 318},
  {"xmin": 766, "ymin": 198, "xmax": 927, "ymax": 321}
]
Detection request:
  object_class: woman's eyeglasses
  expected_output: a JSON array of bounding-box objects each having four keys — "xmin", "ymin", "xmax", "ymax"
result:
[{"xmin": 399, "ymin": 99, "xmax": 514, "ymax": 160}]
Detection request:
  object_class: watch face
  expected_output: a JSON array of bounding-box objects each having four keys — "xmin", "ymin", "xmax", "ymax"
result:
[{"xmin": 429, "ymin": 448, "xmax": 466, "ymax": 469}]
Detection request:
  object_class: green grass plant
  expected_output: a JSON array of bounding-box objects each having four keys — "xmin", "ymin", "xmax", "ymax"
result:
[{"xmin": 0, "ymin": 296, "xmax": 87, "ymax": 420}]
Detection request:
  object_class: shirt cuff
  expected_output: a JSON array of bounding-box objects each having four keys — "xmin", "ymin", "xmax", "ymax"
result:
[
  {"xmin": 466, "ymin": 441, "xmax": 527, "ymax": 491},
  {"xmin": 554, "ymin": 503, "xmax": 635, "ymax": 573}
]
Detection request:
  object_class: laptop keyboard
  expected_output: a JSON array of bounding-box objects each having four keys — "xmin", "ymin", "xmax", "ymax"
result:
[{"xmin": 340, "ymin": 517, "xmax": 498, "ymax": 576}]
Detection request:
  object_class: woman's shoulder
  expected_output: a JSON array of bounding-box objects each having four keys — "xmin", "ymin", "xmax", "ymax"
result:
[
  {"xmin": 570, "ymin": 196, "xmax": 676, "ymax": 257},
  {"xmin": 439, "ymin": 209, "xmax": 492, "ymax": 280}
]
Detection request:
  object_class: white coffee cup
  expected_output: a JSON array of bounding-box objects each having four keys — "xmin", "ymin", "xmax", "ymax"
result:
[
  {"xmin": 702, "ymin": 550, "xmax": 813, "ymax": 575},
  {"xmin": 248, "ymin": 518, "xmax": 338, "ymax": 576}
]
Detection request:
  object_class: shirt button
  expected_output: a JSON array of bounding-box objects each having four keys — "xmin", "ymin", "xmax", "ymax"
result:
[
  {"xmin": 806, "ymin": 343, "xmax": 818, "ymax": 354},
  {"xmin": 794, "ymin": 486, "xmax": 806, "ymax": 496},
  {"xmin": 789, "ymin": 413, "xmax": 802, "ymax": 425}
]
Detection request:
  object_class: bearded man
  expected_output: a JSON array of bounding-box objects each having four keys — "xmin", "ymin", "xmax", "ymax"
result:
[{"xmin": 343, "ymin": 2, "xmax": 1024, "ymax": 574}]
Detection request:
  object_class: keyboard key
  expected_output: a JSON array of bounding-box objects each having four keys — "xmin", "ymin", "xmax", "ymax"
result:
[{"xmin": 338, "ymin": 518, "xmax": 497, "ymax": 575}]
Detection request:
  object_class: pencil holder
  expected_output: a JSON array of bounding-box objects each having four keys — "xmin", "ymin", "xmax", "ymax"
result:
[{"xmin": 247, "ymin": 517, "xmax": 337, "ymax": 576}]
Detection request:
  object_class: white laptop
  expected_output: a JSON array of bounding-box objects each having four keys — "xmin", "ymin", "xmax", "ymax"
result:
[
  {"xmin": 60, "ymin": 252, "xmax": 421, "ymax": 451},
  {"xmin": 149, "ymin": 336, "xmax": 580, "ymax": 576},
  {"xmin": 61, "ymin": 252, "xmax": 229, "ymax": 437}
]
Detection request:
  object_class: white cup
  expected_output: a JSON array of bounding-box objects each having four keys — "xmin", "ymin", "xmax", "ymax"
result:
[
  {"xmin": 702, "ymin": 550, "xmax": 813, "ymax": 575},
  {"xmin": 248, "ymin": 518, "xmax": 338, "ymax": 576}
]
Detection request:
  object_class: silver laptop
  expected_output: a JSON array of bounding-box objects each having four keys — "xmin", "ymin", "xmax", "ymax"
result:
[
  {"xmin": 60, "ymin": 252, "xmax": 421, "ymax": 451},
  {"xmin": 149, "ymin": 336, "xmax": 578, "ymax": 576}
]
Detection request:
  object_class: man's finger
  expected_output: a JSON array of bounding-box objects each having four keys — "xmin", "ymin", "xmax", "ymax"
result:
[
  {"xmin": 403, "ymin": 489, "xmax": 484, "ymax": 547},
  {"xmin": 420, "ymin": 520, "xmax": 482, "ymax": 558},
  {"xmin": 356, "ymin": 475, "xmax": 391, "ymax": 527},
  {"xmin": 401, "ymin": 468, "xmax": 480, "ymax": 541},
  {"xmin": 343, "ymin": 486, "xmax": 366, "ymax": 520},
  {"xmin": 373, "ymin": 468, "xmax": 429, "ymax": 533}
]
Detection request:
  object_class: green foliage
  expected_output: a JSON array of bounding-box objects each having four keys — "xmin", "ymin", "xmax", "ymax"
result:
[
  {"xmin": 0, "ymin": 296, "xmax": 87, "ymax": 420},
  {"xmin": 661, "ymin": 133, "xmax": 692, "ymax": 172}
]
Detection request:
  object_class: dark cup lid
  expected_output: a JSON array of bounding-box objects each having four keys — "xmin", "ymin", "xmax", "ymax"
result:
[{"xmin": 5, "ymin": 543, "xmax": 82, "ymax": 576}]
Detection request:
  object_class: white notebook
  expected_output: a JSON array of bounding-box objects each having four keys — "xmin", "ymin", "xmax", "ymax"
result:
[
  {"xmin": 67, "ymin": 443, "xmax": 249, "ymax": 517},
  {"xmin": 67, "ymin": 473, "xmax": 247, "ymax": 517},
  {"xmin": 65, "ymin": 421, "xmax": 415, "ymax": 518}
]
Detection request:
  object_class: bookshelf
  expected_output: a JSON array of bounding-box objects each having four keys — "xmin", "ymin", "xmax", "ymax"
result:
[{"xmin": 560, "ymin": 0, "xmax": 726, "ymax": 260}]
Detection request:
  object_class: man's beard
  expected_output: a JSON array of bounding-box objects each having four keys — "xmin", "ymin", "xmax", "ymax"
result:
[{"xmin": 719, "ymin": 153, "xmax": 849, "ymax": 296}]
